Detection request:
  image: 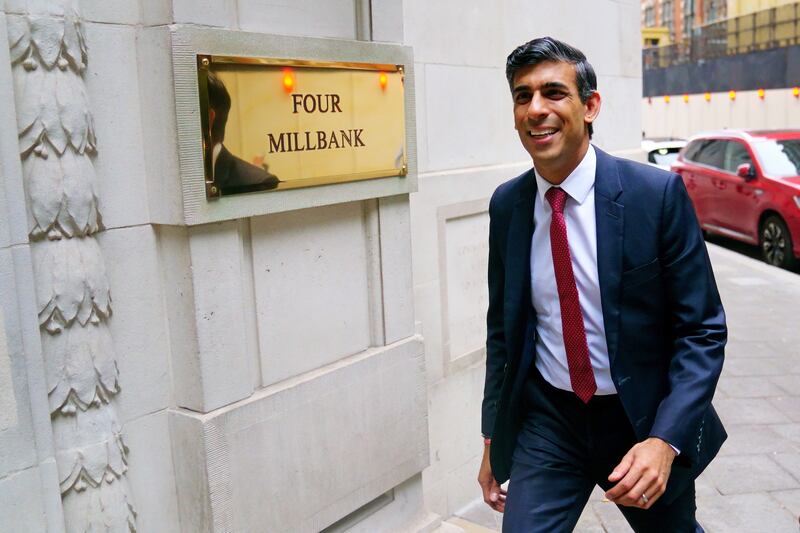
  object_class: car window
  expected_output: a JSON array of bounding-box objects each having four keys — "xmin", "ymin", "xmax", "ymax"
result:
[
  {"xmin": 683, "ymin": 140, "xmax": 705, "ymax": 161},
  {"xmin": 722, "ymin": 141, "xmax": 752, "ymax": 173},
  {"xmin": 751, "ymin": 139, "xmax": 800, "ymax": 178},
  {"xmin": 692, "ymin": 139, "xmax": 726, "ymax": 169}
]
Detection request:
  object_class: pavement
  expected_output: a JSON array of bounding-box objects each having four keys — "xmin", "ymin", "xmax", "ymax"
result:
[{"xmin": 445, "ymin": 242, "xmax": 800, "ymax": 533}]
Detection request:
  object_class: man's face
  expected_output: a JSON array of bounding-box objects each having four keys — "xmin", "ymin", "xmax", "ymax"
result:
[{"xmin": 512, "ymin": 60, "xmax": 600, "ymax": 182}]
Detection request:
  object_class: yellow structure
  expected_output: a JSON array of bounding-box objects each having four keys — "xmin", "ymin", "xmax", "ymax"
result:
[
  {"xmin": 724, "ymin": 0, "xmax": 800, "ymax": 53},
  {"xmin": 642, "ymin": 26, "xmax": 671, "ymax": 46},
  {"xmin": 727, "ymin": 0, "xmax": 798, "ymax": 17}
]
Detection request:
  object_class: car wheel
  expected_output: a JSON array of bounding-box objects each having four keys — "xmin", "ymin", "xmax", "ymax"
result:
[{"xmin": 760, "ymin": 215, "xmax": 798, "ymax": 270}]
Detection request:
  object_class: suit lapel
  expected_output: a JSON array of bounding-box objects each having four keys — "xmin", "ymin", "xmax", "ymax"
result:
[
  {"xmin": 594, "ymin": 147, "xmax": 624, "ymax": 366},
  {"xmin": 505, "ymin": 170, "xmax": 536, "ymax": 360}
]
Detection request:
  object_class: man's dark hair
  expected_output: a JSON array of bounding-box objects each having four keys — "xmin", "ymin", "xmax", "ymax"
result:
[
  {"xmin": 206, "ymin": 72, "xmax": 231, "ymax": 143},
  {"xmin": 506, "ymin": 37, "xmax": 597, "ymax": 137}
]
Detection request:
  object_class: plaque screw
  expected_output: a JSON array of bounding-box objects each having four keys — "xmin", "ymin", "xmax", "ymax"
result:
[
  {"xmin": 201, "ymin": 57, "xmax": 210, "ymax": 67},
  {"xmin": 210, "ymin": 186, "xmax": 218, "ymax": 195}
]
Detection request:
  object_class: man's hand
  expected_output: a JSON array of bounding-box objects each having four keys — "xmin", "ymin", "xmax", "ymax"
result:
[
  {"xmin": 605, "ymin": 437, "xmax": 677, "ymax": 509},
  {"xmin": 478, "ymin": 442, "xmax": 507, "ymax": 512}
]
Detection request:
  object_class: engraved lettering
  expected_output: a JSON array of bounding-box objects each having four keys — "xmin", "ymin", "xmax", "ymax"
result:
[
  {"xmin": 268, "ymin": 133, "xmax": 286, "ymax": 153},
  {"xmin": 290, "ymin": 94, "xmax": 343, "ymax": 114},
  {"xmin": 266, "ymin": 128, "xmax": 366, "ymax": 153},
  {"xmin": 292, "ymin": 132, "xmax": 304, "ymax": 151},
  {"xmin": 317, "ymin": 130, "xmax": 328, "ymax": 149},
  {"xmin": 328, "ymin": 130, "xmax": 340, "ymax": 149},
  {"xmin": 340, "ymin": 129, "xmax": 352, "ymax": 147},
  {"xmin": 292, "ymin": 94, "xmax": 303, "ymax": 114},
  {"xmin": 303, "ymin": 94, "xmax": 316, "ymax": 113},
  {"xmin": 304, "ymin": 131, "xmax": 317, "ymax": 150}
]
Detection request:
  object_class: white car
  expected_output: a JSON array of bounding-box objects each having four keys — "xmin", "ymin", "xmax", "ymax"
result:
[{"xmin": 641, "ymin": 138, "xmax": 687, "ymax": 171}]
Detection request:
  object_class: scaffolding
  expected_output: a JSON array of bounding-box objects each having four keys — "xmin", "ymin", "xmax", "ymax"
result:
[{"xmin": 643, "ymin": 2, "xmax": 800, "ymax": 69}]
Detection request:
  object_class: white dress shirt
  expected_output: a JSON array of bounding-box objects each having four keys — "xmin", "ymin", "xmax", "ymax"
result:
[{"xmin": 531, "ymin": 145, "xmax": 617, "ymax": 395}]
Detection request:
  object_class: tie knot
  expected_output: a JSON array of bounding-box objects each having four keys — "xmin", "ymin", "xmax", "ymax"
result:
[{"xmin": 545, "ymin": 187, "xmax": 567, "ymax": 214}]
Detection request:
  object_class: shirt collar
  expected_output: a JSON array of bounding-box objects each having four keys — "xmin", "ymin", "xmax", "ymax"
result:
[{"xmin": 534, "ymin": 144, "xmax": 596, "ymax": 206}]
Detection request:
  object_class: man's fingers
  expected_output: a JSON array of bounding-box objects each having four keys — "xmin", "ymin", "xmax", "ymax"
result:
[
  {"xmin": 607, "ymin": 450, "xmax": 634, "ymax": 482},
  {"xmin": 617, "ymin": 475, "xmax": 652, "ymax": 508},
  {"xmin": 604, "ymin": 466, "xmax": 642, "ymax": 501},
  {"xmin": 641, "ymin": 485, "xmax": 663, "ymax": 509},
  {"xmin": 480, "ymin": 481, "xmax": 506, "ymax": 512},
  {"xmin": 490, "ymin": 486, "xmax": 506, "ymax": 513}
]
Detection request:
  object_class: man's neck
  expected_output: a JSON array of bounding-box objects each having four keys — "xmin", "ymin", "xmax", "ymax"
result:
[{"xmin": 535, "ymin": 141, "xmax": 591, "ymax": 185}]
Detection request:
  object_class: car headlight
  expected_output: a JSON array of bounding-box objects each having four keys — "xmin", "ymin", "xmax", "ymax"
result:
[{"xmin": 795, "ymin": 196, "xmax": 800, "ymax": 209}]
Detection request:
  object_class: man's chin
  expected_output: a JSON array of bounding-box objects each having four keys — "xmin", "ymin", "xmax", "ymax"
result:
[{"xmin": 527, "ymin": 146, "xmax": 560, "ymax": 164}]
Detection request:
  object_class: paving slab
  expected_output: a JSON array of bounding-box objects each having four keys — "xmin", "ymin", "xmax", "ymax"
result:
[
  {"xmin": 770, "ymin": 375, "xmax": 800, "ymax": 396},
  {"xmin": 769, "ymin": 396, "xmax": 800, "ymax": 423},
  {"xmin": 713, "ymin": 397, "xmax": 791, "ymax": 425},
  {"xmin": 721, "ymin": 357, "xmax": 784, "ymax": 377},
  {"xmin": 696, "ymin": 492, "xmax": 798, "ymax": 532},
  {"xmin": 716, "ymin": 375, "xmax": 786, "ymax": 398},
  {"xmin": 588, "ymin": 500, "xmax": 633, "ymax": 533},
  {"xmin": 772, "ymin": 453, "xmax": 800, "ymax": 482},
  {"xmin": 722, "ymin": 340, "xmax": 777, "ymax": 358},
  {"xmin": 716, "ymin": 424, "xmax": 799, "ymax": 456},
  {"xmin": 701, "ymin": 455, "xmax": 799, "ymax": 494},
  {"xmin": 771, "ymin": 423, "xmax": 800, "ymax": 445},
  {"xmin": 770, "ymin": 489, "xmax": 800, "ymax": 519}
]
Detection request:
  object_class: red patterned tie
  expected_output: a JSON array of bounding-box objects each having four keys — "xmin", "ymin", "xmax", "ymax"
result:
[{"xmin": 545, "ymin": 187, "xmax": 597, "ymax": 403}]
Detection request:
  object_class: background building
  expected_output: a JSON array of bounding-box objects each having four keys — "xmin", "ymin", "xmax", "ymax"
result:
[
  {"xmin": 0, "ymin": 1, "xmax": 642, "ymax": 531},
  {"xmin": 642, "ymin": 0, "xmax": 800, "ymax": 138}
]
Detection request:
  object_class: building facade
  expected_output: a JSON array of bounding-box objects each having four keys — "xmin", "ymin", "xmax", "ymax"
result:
[
  {"xmin": 642, "ymin": 0, "xmax": 800, "ymax": 138},
  {"xmin": 0, "ymin": 1, "xmax": 642, "ymax": 531}
]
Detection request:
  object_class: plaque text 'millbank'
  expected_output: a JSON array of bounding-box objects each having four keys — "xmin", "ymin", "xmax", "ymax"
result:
[{"xmin": 267, "ymin": 93, "xmax": 366, "ymax": 153}]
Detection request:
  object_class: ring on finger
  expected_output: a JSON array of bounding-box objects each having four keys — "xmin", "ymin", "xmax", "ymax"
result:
[{"xmin": 640, "ymin": 493, "xmax": 649, "ymax": 504}]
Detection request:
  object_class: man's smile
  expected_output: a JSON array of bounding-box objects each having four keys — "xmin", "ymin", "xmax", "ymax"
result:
[
  {"xmin": 528, "ymin": 128, "xmax": 558, "ymax": 137},
  {"xmin": 527, "ymin": 128, "xmax": 560, "ymax": 144}
]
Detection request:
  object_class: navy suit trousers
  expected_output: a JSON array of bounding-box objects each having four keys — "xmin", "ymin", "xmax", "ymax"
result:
[{"xmin": 502, "ymin": 368, "xmax": 702, "ymax": 533}]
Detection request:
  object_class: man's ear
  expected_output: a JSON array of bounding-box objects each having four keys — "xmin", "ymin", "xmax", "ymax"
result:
[
  {"xmin": 209, "ymin": 108, "xmax": 216, "ymax": 132},
  {"xmin": 584, "ymin": 91, "xmax": 601, "ymax": 126}
]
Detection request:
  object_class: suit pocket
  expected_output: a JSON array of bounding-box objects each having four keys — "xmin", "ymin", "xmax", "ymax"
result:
[{"xmin": 621, "ymin": 258, "xmax": 661, "ymax": 289}]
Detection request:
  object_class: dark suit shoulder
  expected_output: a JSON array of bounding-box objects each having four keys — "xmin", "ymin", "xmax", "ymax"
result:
[
  {"xmin": 613, "ymin": 155, "xmax": 678, "ymax": 195},
  {"xmin": 490, "ymin": 168, "xmax": 535, "ymax": 214}
]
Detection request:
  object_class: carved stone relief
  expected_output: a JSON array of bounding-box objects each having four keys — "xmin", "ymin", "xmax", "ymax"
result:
[{"xmin": 7, "ymin": 1, "xmax": 136, "ymax": 530}]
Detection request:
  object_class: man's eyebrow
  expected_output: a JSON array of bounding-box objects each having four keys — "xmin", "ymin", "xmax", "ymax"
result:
[
  {"xmin": 512, "ymin": 81, "xmax": 570, "ymax": 94},
  {"xmin": 542, "ymin": 81, "xmax": 569, "ymax": 90}
]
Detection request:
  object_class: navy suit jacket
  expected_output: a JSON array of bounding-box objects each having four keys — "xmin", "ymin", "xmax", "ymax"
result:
[{"xmin": 482, "ymin": 146, "xmax": 727, "ymax": 500}]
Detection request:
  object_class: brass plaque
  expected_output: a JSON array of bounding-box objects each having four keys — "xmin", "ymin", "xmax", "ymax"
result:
[{"xmin": 197, "ymin": 55, "xmax": 407, "ymax": 198}]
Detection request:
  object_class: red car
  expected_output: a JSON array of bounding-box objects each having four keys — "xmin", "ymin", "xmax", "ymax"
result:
[{"xmin": 671, "ymin": 130, "xmax": 800, "ymax": 269}]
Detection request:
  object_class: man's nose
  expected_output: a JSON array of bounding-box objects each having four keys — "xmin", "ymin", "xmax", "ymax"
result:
[{"xmin": 526, "ymin": 93, "xmax": 548, "ymax": 119}]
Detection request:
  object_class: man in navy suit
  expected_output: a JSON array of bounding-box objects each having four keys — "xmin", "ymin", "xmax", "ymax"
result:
[{"xmin": 477, "ymin": 37, "xmax": 727, "ymax": 532}]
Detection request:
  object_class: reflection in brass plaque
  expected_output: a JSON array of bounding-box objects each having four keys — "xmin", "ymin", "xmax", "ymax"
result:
[{"xmin": 197, "ymin": 55, "xmax": 407, "ymax": 198}]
